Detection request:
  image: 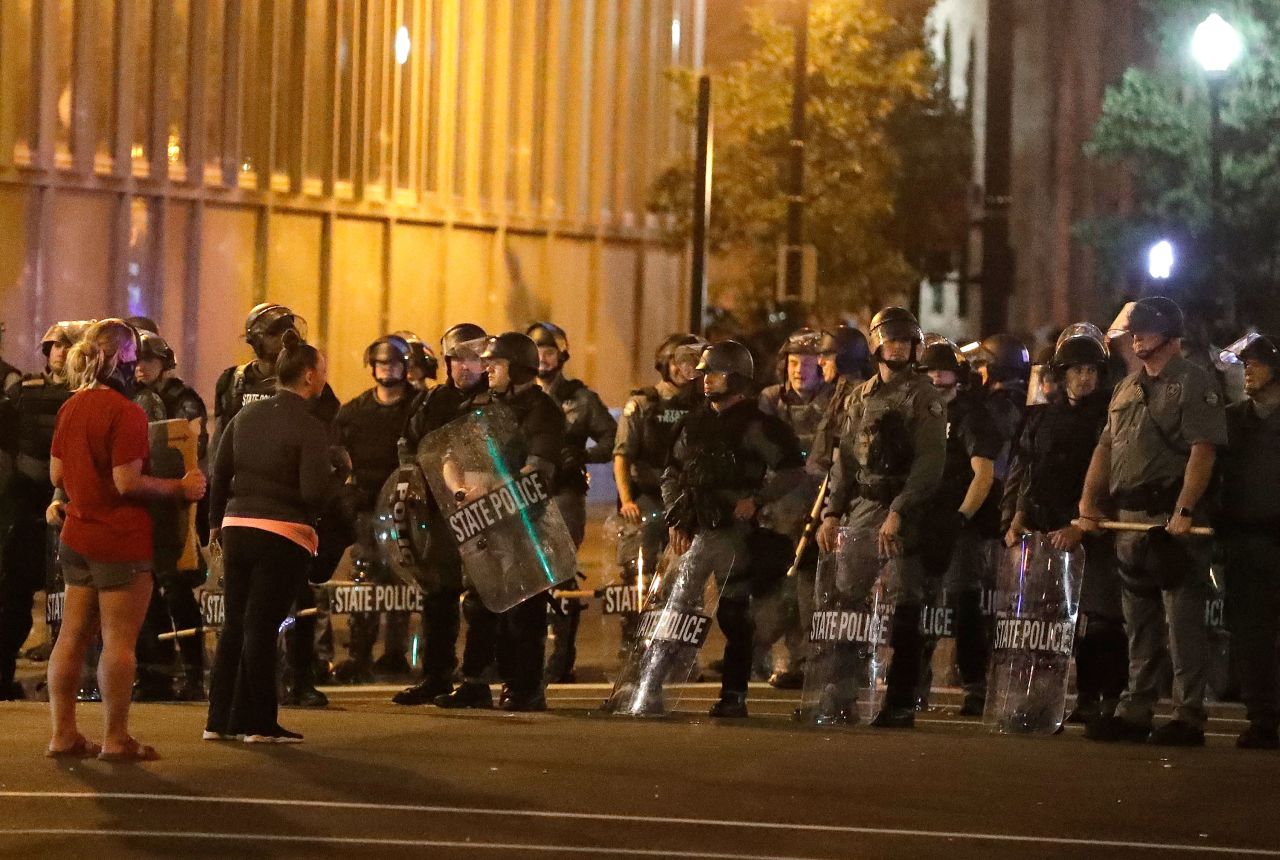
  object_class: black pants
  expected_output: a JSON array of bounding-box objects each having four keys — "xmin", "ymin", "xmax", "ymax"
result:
[
  {"xmin": 460, "ymin": 590, "xmax": 546, "ymax": 697},
  {"xmin": 136, "ymin": 573, "xmax": 204, "ymax": 685},
  {"xmin": 1074, "ymin": 613, "xmax": 1128, "ymax": 707},
  {"xmin": 0, "ymin": 479, "xmax": 53, "ymax": 685},
  {"xmin": 420, "ymin": 588, "xmax": 461, "ymax": 684},
  {"xmin": 207, "ymin": 528, "xmax": 309, "ymax": 735},
  {"xmin": 717, "ymin": 597, "xmax": 754, "ymax": 696},
  {"xmin": 1225, "ymin": 533, "xmax": 1280, "ymax": 729}
]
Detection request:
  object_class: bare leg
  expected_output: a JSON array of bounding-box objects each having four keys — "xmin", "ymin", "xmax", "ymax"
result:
[
  {"xmin": 97, "ymin": 573, "xmax": 154, "ymax": 754},
  {"xmin": 47, "ymin": 585, "xmax": 100, "ymax": 751}
]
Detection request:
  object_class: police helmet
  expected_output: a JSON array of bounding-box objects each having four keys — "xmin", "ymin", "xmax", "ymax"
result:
[
  {"xmin": 1051, "ymin": 322, "xmax": 1108, "ymax": 371},
  {"xmin": 654, "ymin": 332, "xmax": 708, "ymax": 381},
  {"xmin": 393, "ymin": 331, "xmax": 439, "ymax": 380},
  {"xmin": 1220, "ymin": 332, "xmax": 1280, "ymax": 369},
  {"xmin": 138, "ymin": 329, "xmax": 177, "ymax": 371},
  {"xmin": 979, "ymin": 333, "xmax": 1031, "ymax": 384},
  {"xmin": 916, "ymin": 334, "xmax": 968, "ymax": 378},
  {"xmin": 527, "ymin": 321, "xmax": 570, "ymax": 363},
  {"xmin": 696, "ymin": 340, "xmax": 755, "ymax": 381},
  {"xmin": 867, "ymin": 307, "xmax": 922, "ymax": 355},
  {"xmin": 1109, "ymin": 296, "xmax": 1184, "ymax": 339},
  {"xmin": 41, "ymin": 320, "xmax": 93, "ymax": 355},
  {"xmin": 819, "ymin": 326, "xmax": 871, "ymax": 377},
  {"xmin": 245, "ymin": 303, "xmax": 307, "ymax": 354},
  {"xmin": 440, "ymin": 323, "xmax": 488, "ymax": 360},
  {"xmin": 777, "ymin": 327, "xmax": 823, "ymax": 358},
  {"xmin": 364, "ymin": 334, "xmax": 412, "ymax": 370},
  {"xmin": 125, "ymin": 316, "xmax": 160, "ymax": 335},
  {"xmin": 481, "ymin": 331, "xmax": 540, "ymax": 373}
]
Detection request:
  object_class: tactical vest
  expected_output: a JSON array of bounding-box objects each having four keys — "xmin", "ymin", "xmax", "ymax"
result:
[
  {"xmin": 638, "ymin": 386, "xmax": 698, "ymax": 472},
  {"xmin": 548, "ymin": 376, "xmax": 592, "ymax": 494},
  {"xmin": 1022, "ymin": 392, "xmax": 1108, "ymax": 530},
  {"xmin": 13, "ymin": 373, "xmax": 72, "ymax": 463},
  {"xmin": 763, "ymin": 384, "xmax": 830, "ymax": 458},
  {"xmin": 219, "ymin": 362, "xmax": 339, "ymax": 427}
]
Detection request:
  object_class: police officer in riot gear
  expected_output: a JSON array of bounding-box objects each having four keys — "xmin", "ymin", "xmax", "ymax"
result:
[
  {"xmin": 1079, "ymin": 296, "xmax": 1226, "ymax": 746},
  {"xmin": 663, "ymin": 341, "xmax": 805, "ymax": 718},
  {"xmin": 130, "ymin": 328, "xmax": 211, "ymax": 701},
  {"xmin": 436, "ymin": 332, "xmax": 565, "ymax": 712},
  {"xmin": 393, "ymin": 323, "xmax": 491, "ymax": 705},
  {"xmin": 333, "ymin": 335, "xmax": 419, "ymax": 683},
  {"xmin": 1005, "ymin": 325, "xmax": 1125, "ymax": 724},
  {"xmin": 915, "ymin": 335, "xmax": 1001, "ymax": 715},
  {"xmin": 808, "ymin": 326, "xmax": 871, "ymax": 476},
  {"xmin": 527, "ymin": 322, "xmax": 617, "ymax": 683},
  {"xmin": 612, "ymin": 333, "xmax": 706, "ymax": 650},
  {"xmin": 0, "ymin": 321, "xmax": 82, "ymax": 699},
  {"xmin": 755, "ymin": 328, "xmax": 833, "ymax": 688},
  {"xmin": 0, "ymin": 324, "xmax": 23, "ymax": 394},
  {"xmin": 393, "ymin": 331, "xmax": 439, "ymax": 392},
  {"xmin": 816, "ymin": 307, "xmax": 946, "ymax": 728},
  {"xmin": 1218, "ymin": 333, "xmax": 1280, "ymax": 749}
]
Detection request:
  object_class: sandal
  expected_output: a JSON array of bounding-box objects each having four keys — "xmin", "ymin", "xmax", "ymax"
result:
[
  {"xmin": 97, "ymin": 738, "xmax": 160, "ymax": 762},
  {"xmin": 45, "ymin": 736, "xmax": 102, "ymax": 759}
]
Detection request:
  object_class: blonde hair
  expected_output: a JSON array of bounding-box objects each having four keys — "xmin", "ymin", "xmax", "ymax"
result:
[{"xmin": 66, "ymin": 319, "xmax": 136, "ymax": 391}]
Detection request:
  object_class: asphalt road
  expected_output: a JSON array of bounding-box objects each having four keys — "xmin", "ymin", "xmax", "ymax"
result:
[{"xmin": 1, "ymin": 683, "xmax": 1278, "ymax": 859}]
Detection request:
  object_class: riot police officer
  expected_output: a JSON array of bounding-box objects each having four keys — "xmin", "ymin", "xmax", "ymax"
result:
[
  {"xmin": 1079, "ymin": 296, "xmax": 1226, "ymax": 746},
  {"xmin": 663, "ymin": 341, "xmax": 805, "ymax": 718},
  {"xmin": 392, "ymin": 323, "xmax": 490, "ymax": 705},
  {"xmin": 0, "ymin": 321, "xmax": 83, "ymax": 699},
  {"xmin": 755, "ymin": 328, "xmax": 833, "ymax": 688},
  {"xmin": 915, "ymin": 335, "xmax": 1001, "ymax": 715},
  {"xmin": 131, "ymin": 328, "xmax": 211, "ymax": 701},
  {"xmin": 333, "ymin": 335, "xmax": 419, "ymax": 683},
  {"xmin": 1006, "ymin": 324, "xmax": 1125, "ymax": 724},
  {"xmin": 436, "ymin": 332, "xmax": 565, "ymax": 711},
  {"xmin": 612, "ymin": 333, "xmax": 706, "ymax": 650},
  {"xmin": 816, "ymin": 307, "xmax": 946, "ymax": 728},
  {"xmin": 393, "ymin": 331, "xmax": 439, "ymax": 392},
  {"xmin": 527, "ymin": 322, "xmax": 617, "ymax": 683},
  {"xmin": 1217, "ymin": 332, "xmax": 1280, "ymax": 749},
  {"xmin": 0, "ymin": 324, "xmax": 23, "ymax": 394}
]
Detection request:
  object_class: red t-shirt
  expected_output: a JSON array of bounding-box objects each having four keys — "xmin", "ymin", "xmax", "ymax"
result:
[{"xmin": 50, "ymin": 387, "xmax": 153, "ymax": 563}]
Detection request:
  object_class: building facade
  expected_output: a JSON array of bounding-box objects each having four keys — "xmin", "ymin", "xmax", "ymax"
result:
[{"xmin": 0, "ymin": 1, "xmax": 703, "ymax": 404}]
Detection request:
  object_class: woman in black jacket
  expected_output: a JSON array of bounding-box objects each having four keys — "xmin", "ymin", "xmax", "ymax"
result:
[{"xmin": 204, "ymin": 334, "xmax": 348, "ymax": 744}]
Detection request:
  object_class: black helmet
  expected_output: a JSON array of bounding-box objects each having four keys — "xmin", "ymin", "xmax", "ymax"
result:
[
  {"xmin": 138, "ymin": 329, "xmax": 176, "ymax": 371},
  {"xmin": 126, "ymin": 316, "xmax": 160, "ymax": 335},
  {"xmin": 393, "ymin": 331, "xmax": 439, "ymax": 380},
  {"xmin": 979, "ymin": 333, "xmax": 1031, "ymax": 384},
  {"xmin": 777, "ymin": 327, "xmax": 823, "ymax": 358},
  {"xmin": 654, "ymin": 333, "xmax": 703, "ymax": 373},
  {"xmin": 1051, "ymin": 323, "xmax": 1109, "ymax": 371},
  {"xmin": 41, "ymin": 321, "xmax": 88, "ymax": 354},
  {"xmin": 1110, "ymin": 296, "xmax": 1184, "ymax": 339},
  {"xmin": 481, "ymin": 332, "xmax": 540, "ymax": 373},
  {"xmin": 526, "ymin": 321, "xmax": 570, "ymax": 362},
  {"xmin": 440, "ymin": 323, "xmax": 488, "ymax": 359},
  {"xmin": 1220, "ymin": 333, "xmax": 1280, "ymax": 369},
  {"xmin": 364, "ymin": 334, "xmax": 412, "ymax": 369},
  {"xmin": 868, "ymin": 307, "xmax": 922, "ymax": 354},
  {"xmin": 917, "ymin": 334, "xmax": 967, "ymax": 376},
  {"xmin": 819, "ymin": 326, "xmax": 871, "ymax": 377},
  {"xmin": 696, "ymin": 340, "xmax": 755, "ymax": 381},
  {"xmin": 245, "ymin": 303, "xmax": 306, "ymax": 355}
]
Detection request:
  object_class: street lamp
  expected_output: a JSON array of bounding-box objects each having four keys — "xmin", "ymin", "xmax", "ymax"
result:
[
  {"xmin": 1192, "ymin": 12, "xmax": 1242, "ymax": 320},
  {"xmin": 1148, "ymin": 239, "xmax": 1175, "ymax": 281}
]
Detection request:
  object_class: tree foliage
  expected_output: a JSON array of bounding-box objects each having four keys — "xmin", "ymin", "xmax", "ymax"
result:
[{"xmin": 648, "ymin": 0, "xmax": 970, "ymax": 318}]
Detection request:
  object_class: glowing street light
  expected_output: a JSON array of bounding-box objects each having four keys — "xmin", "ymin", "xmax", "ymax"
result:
[
  {"xmin": 1192, "ymin": 13, "xmax": 1242, "ymax": 75},
  {"xmin": 1148, "ymin": 239, "xmax": 1175, "ymax": 280}
]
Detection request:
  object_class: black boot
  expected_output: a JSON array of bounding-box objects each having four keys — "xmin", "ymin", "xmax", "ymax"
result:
[
  {"xmin": 434, "ymin": 681, "xmax": 493, "ymax": 709},
  {"xmin": 709, "ymin": 691, "xmax": 748, "ymax": 718},
  {"xmin": 393, "ymin": 677, "xmax": 453, "ymax": 705}
]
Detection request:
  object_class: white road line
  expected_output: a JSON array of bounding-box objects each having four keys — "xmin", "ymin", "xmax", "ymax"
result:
[{"xmin": 0, "ymin": 793, "xmax": 1275, "ymax": 856}]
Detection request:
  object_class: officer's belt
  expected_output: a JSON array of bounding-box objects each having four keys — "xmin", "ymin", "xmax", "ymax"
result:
[
  {"xmin": 1112, "ymin": 484, "xmax": 1180, "ymax": 516},
  {"xmin": 16, "ymin": 453, "xmax": 51, "ymax": 482},
  {"xmin": 857, "ymin": 479, "xmax": 905, "ymax": 505}
]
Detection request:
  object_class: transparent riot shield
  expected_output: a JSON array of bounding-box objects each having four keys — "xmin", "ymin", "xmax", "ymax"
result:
[
  {"xmin": 593, "ymin": 507, "xmax": 667, "ymax": 679},
  {"xmin": 373, "ymin": 465, "xmax": 436, "ymax": 588},
  {"xmin": 604, "ymin": 535, "xmax": 723, "ymax": 717},
  {"xmin": 797, "ymin": 527, "xmax": 894, "ymax": 726},
  {"xmin": 983, "ymin": 533, "xmax": 1084, "ymax": 735},
  {"xmin": 417, "ymin": 404, "xmax": 577, "ymax": 612}
]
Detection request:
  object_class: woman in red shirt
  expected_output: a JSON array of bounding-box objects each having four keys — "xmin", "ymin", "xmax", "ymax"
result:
[{"xmin": 46, "ymin": 319, "xmax": 205, "ymax": 761}]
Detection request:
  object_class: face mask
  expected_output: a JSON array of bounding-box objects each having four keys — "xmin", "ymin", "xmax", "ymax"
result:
[{"xmin": 106, "ymin": 361, "xmax": 138, "ymax": 397}]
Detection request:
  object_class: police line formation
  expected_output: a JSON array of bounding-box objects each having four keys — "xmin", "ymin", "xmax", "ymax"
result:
[{"xmin": 2, "ymin": 296, "xmax": 1278, "ymax": 752}]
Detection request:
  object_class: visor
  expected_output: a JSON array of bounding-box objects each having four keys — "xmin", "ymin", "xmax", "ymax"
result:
[
  {"xmin": 1056, "ymin": 322, "xmax": 1108, "ymax": 355},
  {"xmin": 448, "ymin": 336, "xmax": 490, "ymax": 361},
  {"xmin": 1219, "ymin": 332, "xmax": 1275, "ymax": 365}
]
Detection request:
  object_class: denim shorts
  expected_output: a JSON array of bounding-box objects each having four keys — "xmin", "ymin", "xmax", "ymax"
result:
[{"xmin": 58, "ymin": 542, "xmax": 152, "ymax": 590}]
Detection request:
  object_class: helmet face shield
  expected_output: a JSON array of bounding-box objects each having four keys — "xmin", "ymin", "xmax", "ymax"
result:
[
  {"xmin": 1220, "ymin": 332, "xmax": 1280, "ymax": 367},
  {"xmin": 780, "ymin": 328, "xmax": 823, "ymax": 357},
  {"xmin": 869, "ymin": 319, "xmax": 922, "ymax": 354},
  {"xmin": 448, "ymin": 336, "xmax": 489, "ymax": 362},
  {"xmin": 1056, "ymin": 322, "xmax": 1107, "ymax": 355}
]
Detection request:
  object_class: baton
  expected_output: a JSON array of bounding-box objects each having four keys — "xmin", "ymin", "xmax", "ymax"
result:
[
  {"xmin": 160, "ymin": 606, "xmax": 321, "ymax": 642},
  {"xmin": 787, "ymin": 474, "xmax": 829, "ymax": 579},
  {"xmin": 1073, "ymin": 518, "xmax": 1214, "ymax": 537}
]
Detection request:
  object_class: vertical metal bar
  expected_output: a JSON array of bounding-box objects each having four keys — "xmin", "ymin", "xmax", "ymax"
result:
[
  {"xmin": 32, "ymin": 0, "xmax": 57, "ymax": 169},
  {"xmin": 1208, "ymin": 76, "xmax": 1227, "ymax": 322},
  {"xmin": 70, "ymin": 0, "xmax": 97, "ymax": 173},
  {"xmin": 689, "ymin": 74, "xmax": 711, "ymax": 336},
  {"xmin": 221, "ymin": 0, "xmax": 242, "ymax": 186},
  {"xmin": 287, "ymin": 0, "xmax": 307, "ymax": 192},
  {"xmin": 322, "ymin": 0, "xmax": 340, "ymax": 196},
  {"xmin": 782, "ymin": 0, "xmax": 808, "ymax": 302},
  {"xmin": 151, "ymin": 0, "xmax": 172, "ymax": 180},
  {"xmin": 186, "ymin": 0, "xmax": 209, "ymax": 182}
]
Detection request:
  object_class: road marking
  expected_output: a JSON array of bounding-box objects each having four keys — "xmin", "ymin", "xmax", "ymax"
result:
[{"xmin": 1, "ymin": 793, "xmax": 1275, "ymax": 856}]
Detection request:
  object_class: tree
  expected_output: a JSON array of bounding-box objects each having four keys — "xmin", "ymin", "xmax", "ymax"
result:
[
  {"xmin": 648, "ymin": 0, "xmax": 970, "ymax": 319},
  {"xmin": 1079, "ymin": 0, "xmax": 1280, "ymax": 331}
]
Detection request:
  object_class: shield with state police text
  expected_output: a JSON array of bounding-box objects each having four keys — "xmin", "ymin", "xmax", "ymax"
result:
[
  {"xmin": 797, "ymin": 527, "xmax": 894, "ymax": 726},
  {"xmin": 416, "ymin": 404, "xmax": 576, "ymax": 612},
  {"xmin": 593, "ymin": 508, "xmax": 667, "ymax": 679},
  {"xmin": 604, "ymin": 534, "xmax": 724, "ymax": 717},
  {"xmin": 983, "ymin": 533, "xmax": 1084, "ymax": 735},
  {"xmin": 148, "ymin": 419, "xmax": 200, "ymax": 573},
  {"xmin": 373, "ymin": 465, "xmax": 436, "ymax": 589}
]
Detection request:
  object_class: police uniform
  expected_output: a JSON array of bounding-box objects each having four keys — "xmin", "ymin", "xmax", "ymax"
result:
[
  {"xmin": 540, "ymin": 371, "xmax": 617, "ymax": 683},
  {"xmin": 821, "ymin": 370, "xmax": 947, "ymax": 717},
  {"xmin": 0, "ymin": 371, "xmax": 72, "ymax": 696},
  {"xmin": 1103, "ymin": 353, "xmax": 1226, "ymax": 732},
  {"xmin": 334, "ymin": 384, "xmax": 418, "ymax": 679}
]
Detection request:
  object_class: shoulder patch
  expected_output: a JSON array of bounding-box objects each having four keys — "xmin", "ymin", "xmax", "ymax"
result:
[
  {"xmin": 1204, "ymin": 390, "xmax": 1220, "ymax": 406},
  {"xmin": 928, "ymin": 400, "xmax": 944, "ymax": 417}
]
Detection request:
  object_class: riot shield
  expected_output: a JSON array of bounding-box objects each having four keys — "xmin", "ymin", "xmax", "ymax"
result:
[
  {"xmin": 148, "ymin": 419, "xmax": 200, "ymax": 572},
  {"xmin": 797, "ymin": 527, "xmax": 894, "ymax": 726},
  {"xmin": 594, "ymin": 508, "xmax": 666, "ymax": 678},
  {"xmin": 373, "ymin": 465, "xmax": 435, "ymax": 588},
  {"xmin": 604, "ymin": 535, "xmax": 722, "ymax": 717},
  {"xmin": 417, "ymin": 404, "xmax": 577, "ymax": 612},
  {"xmin": 983, "ymin": 533, "xmax": 1084, "ymax": 735}
]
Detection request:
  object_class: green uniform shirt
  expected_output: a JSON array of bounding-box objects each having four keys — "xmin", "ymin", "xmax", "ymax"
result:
[{"xmin": 1100, "ymin": 353, "xmax": 1227, "ymax": 496}]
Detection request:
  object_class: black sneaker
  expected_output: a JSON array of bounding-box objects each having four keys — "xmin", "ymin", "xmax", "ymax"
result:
[
  {"xmin": 392, "ymin": 678, "xmax": 452, "ymax": 706},
  {"xmin": 1149, "ymin": 720, "xmax": 1205, "ymax": 747},
  {"xmin": 708, "ymin": 693, "xmax": 748, "ymax": 719},
  {"xmin": 768, "ymin": 670, "xmax": 804, "ymax": 690},
  {"xmin": 1066, "ymin": 698, "xmax": 1101, "ymax": 725},
  {"xmin": 243, "ymin": 726, "xmax": 304, "ymax": 744},
  {"xmin": 1236, "ymin": 723, "xmax": 1280, "ymax": 750},
  {"xmin": 1084, "ymin": 714, "xmax": 1151, "ymax": 743},
  {"xmin": 958, "ymin": 694, "xmax": 986, "ymax": 717},
  {"xmin": 502, "ymin": 692, "xmax": 548, "ymax": 712},
  {"xmin": 871, "ymin": 706, "xmax": 915, "ymax": 729},
  {"xmin": 434, "ymin": 682, "xmax": 493, "ymax": 709},
  {"xmin": 285, "ymin": 686, "xmax": 328, "ymax": 708}
]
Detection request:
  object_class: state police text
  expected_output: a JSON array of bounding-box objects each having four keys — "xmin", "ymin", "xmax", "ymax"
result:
[
  {"xmin": 992, "ymin": 614, "xmax": 1074, "ymax": 656},
  {"xmin": 449, "ymin": 472, "xmax": 551, "ymax": 544},
  {"xmin": 330, "ymin": 583, "xmax": 425, "ymax": 615}
]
